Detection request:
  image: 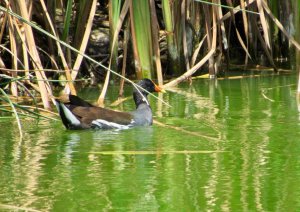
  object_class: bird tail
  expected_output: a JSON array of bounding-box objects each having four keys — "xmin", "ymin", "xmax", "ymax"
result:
[{"xmin": 55, "ymin": 100, "xmax": 81, "ymax": 129}]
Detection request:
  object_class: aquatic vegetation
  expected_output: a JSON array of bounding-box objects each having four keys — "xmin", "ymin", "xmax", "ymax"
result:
[{"xmin": 0, "ymin": 0, "xmax": 299, "ymax": 117}]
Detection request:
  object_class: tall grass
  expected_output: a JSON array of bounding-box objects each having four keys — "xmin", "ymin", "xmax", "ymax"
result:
[{"xmin": 0, "ymin": 0, "xmax": 300, "ymax": 111}]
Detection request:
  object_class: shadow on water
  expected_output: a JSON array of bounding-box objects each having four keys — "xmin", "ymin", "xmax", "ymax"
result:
[{"xmin": 1, "ymin": 73, "xmax": 300, "ymax": 211}]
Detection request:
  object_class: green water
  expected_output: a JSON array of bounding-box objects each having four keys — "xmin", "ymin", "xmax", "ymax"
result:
[{"xmin": 1, "ymin": 74, "xmax": 300, "ymax": 211}]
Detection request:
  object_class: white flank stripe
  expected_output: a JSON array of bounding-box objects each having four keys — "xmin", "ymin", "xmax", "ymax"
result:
[
  {"xmin": 61, "ymin": 104, "xmax": 81, "ymax": 126},
  {"xmin": 92, "ymin": 119, "xmax": 131, "ymax": 130}
]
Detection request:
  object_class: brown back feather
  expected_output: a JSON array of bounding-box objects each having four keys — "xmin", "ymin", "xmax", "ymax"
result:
[{"xmin": 70, "ymin": 106, "xmax": 133, "ymax": 125}]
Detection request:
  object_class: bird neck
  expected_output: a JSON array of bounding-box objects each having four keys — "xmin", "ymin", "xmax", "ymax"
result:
[{"xmin": 133, "ymin": 91, "xmax": 149, "ymax": 108}]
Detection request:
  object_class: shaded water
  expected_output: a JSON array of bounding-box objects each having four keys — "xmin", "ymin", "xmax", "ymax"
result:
[{"xmin": 1, "ymin": 73, "xmax": 300, "ymax": 211}]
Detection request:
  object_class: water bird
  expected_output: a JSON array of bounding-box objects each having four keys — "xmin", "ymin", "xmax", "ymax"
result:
[{"xmin": 55, "ymin": 78, "xmax": 165, "ymax": 130}]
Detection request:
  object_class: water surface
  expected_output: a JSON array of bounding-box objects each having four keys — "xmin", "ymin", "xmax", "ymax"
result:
[{"xmin": 1, "ymin": 73, "xmax": 300, "ymax": 211}]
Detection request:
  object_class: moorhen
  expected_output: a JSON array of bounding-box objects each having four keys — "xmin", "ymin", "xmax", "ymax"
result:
[{"xmin": 55, "ymin": 78, "xmax": 165, "ymax": 130}]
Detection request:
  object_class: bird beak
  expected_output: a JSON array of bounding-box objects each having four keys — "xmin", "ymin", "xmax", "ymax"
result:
[{"xmin": 154, "ymin": 84, "xmax": 166, "ymax": 93}]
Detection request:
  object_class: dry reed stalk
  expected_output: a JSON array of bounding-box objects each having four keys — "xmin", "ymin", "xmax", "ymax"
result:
[
  {"xmin": 6, "ymin": 2, "xmax": 31, "ymax": 84},
  {"xmin": 98, "ymin": 0, "xmax": 129, "ymax": 106},
  {"xmin": 203, "ymin": 2, "xmax": 215, "ymax": 77},
  {"xmin": 216, "ymin": 0, "xmax": 228, "ymax": 50},
  {"xmin": 0, "ymin": 3, "xmax": 170, "ymax": 108},
  {"xmin": 16, "ymin": 1, "xmax": 52, "ymax": 109},
  {"xmin": 0, "ymin": 58, "xmax": 5, "ymax": 71},
  {"xmin": 164, "ymin": 47, "xmax": 215, "ymax": 87},
  {"xmin": 262, "ymin": 1, "xmax": 300, "ymax": 51},
  {"xmin": 191, "ymin": 35, "xmax": 207, "ymax": 67},
  {"xmin": 21, "ymin": 25, "xmax": 30, "ymax": 82},
  {"xmin": 71, "ymin": 0, "xmax": 97, "ymax": 81},
  {"xmin": 240, "ymin": 0, "xmax": 249, "ymax": 65},
  {"xmin": 39, "ymin": 0, "xmax": 76, "ymax": 95},
  {"xmin": 3, "ymin": 34, "xmax": 43, "ymax": 95},
  {"xmin": 163, "ymin": 3, "xmax": 217, "ymax": 87},
  {"xmin": 99, "ymin": 67, "xmax": 112, "ymax": 106},
  {"xmin": 203, "ymin": 3, "xmax": 212, "ymax": 49},
  {"xmin": 257, "ymin": 0, "xmax": 270, "ymax": 49},
  {"xmin": 214, "ymin": 1, "xmax": 227, "ymax": 73},
  {"xmin": 254, "ymin": 19, "xmax": 277, "ymax": 70},
  {"xmin": 220, "ymin": 0, "xmax": 256, "ymax": 22},
  {"xmin": 7, "ymin": 13, "xmax": 18, "ymax": 96},
  {"xmin": 235, "ymin": 20, "xmax": 251, "ymax": 60},
  {"xmin": 10, "ymin": 11, "xmax": 39, "ymax": 87},
  {"xmin": 150, "ymin": 0, "xmax": 163, "ymax": 86},
  {"xmin": 226, "ymin": 0, "xmax": 251, "ymax": 59}
]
